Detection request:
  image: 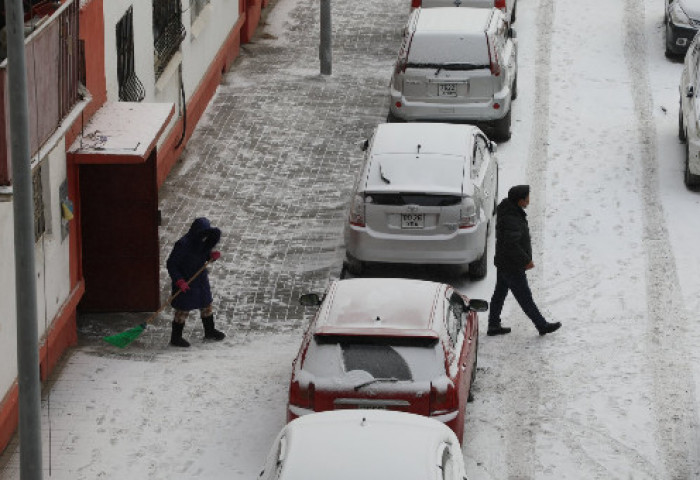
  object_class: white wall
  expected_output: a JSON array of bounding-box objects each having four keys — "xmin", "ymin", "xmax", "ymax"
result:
[
  {"xmin": 102, "ymin": 0, "xmax": 241, "ymax": 144},
  {"xmin": 0, "ymin": 201, "xmax": 18, "ymax": 397}
]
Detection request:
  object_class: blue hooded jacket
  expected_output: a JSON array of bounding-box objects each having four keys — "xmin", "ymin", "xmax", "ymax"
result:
[{"xmin": 166, "ymin": 217, "xmax": 221, "ymax": 311}]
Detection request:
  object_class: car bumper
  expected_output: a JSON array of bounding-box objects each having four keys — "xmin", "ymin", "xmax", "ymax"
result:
[
  {"xmin": 344, "ymin": 221, "xmax": 487, "ymax": 265},
  {"xmin": 666, "ymin": 21, "xmax": 698, "ymax": 54},
  {"xmin": 288, "ymin": 404, "xmax": 459, "ymax": 430},
  {"xmin": 389, "ymin": 88, "xmax": 512, "ymax": 123}
]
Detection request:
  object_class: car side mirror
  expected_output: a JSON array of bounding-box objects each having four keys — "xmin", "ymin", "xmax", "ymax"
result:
[
  {"xmin": 687, "ymin": 84, "xmax": 695, "ymax": 98},
  {"xmin": 299, "ymin": 293, "xmax": 322, "ymax": 306},
  {"xmin": 508, "ymin": 28, "xmax": 516, "ymax": 39},
  {"xmin": 361, "ymin": 139, "xmax": 369, "ymax": 151},
  {"xmin": 468, "ymin": 299, "xmax": 489, "ymax": 312},
  {"xmin": 489, "ymin": 141, "xmax": 498, "ymax": 154}
]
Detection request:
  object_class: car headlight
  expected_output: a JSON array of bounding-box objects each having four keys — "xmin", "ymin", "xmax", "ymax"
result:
[{"xmin": 670, "ymin": 2, "xmax": 692, "ymax": 27}]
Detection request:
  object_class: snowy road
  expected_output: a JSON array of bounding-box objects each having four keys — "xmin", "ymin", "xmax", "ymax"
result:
[{"xmin": 2, "ymin": 0, "xmax": 700, "ymax": 478}]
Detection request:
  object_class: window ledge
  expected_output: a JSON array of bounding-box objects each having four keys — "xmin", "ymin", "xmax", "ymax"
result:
[
  {"xmin": 191, "ymin": 3, "xmax": 213, "ymax": 39},
  {"xmin": 155, "ymin": 51, "xmax": 182, "ymax": 92}
]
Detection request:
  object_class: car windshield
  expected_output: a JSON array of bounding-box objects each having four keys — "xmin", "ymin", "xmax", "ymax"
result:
[{"xmin": 302, "ymin": 335, "xmax": 445, "ymax": 383}]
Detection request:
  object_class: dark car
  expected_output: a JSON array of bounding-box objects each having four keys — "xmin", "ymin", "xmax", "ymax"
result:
[{"xmin": 666, "ymin": 0, "xmax": 700, "ymax": 57}]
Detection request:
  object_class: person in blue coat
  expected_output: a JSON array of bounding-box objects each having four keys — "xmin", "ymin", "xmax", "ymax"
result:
[{"xmin": 166, "ymin": 217, "xmax": 225, "ymax": 347}]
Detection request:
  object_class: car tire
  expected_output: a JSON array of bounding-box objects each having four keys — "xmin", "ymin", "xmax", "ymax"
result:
[
  {"xmin": 685, "ymin": 144, "xmax": 700, "ymax": 188},
  {"xmin": 510, "ymin": 0, "xmax": 516, "ymax": 24},
  {"xmin": 512, "ymin": 74, "xmax": 518, "ymax": 101},
  {"xmin": 386, "ymin": 111, "xmax": 404, "ymax": 123},
  {"xmin": 492, "ymin": 109, "xmax": 512, "ymax": 141},
  {"xmin": 467, "ymin": 337, "xmax": 478, "ymax": 403},
  {"xmin": 679, "ymin": 100, "xmax": 687, "ymax": 142},
  {"xmin": 468, "ymin": 241, "xmax": 488, "ymax": 280},
  {"xmin": 345, "ymin": 255, "xmax": 364, "ymax": 276}
]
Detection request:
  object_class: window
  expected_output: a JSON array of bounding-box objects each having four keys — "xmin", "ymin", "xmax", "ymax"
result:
[
  {"xmin": 116, "ymin": 6, "xmax": 145, "ymax": 102},
  {"xmin": 190, "ymin": 0, "xmax": 211, "ymax": 25},
  {"xmin": 32, "ymin": 166, "xmax": 45, "ymax": 242},
  {"xmin": 153, "ymin": 0, "xmax": 186, "ymax": 79}
]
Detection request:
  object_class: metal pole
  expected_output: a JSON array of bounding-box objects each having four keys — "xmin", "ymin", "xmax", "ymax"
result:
[
  {"xmin": 320, "ymin": 0, "xmax": 331, "ymax": 75},
  {"xmin": 4, "ymin": 0, "xmax": 44, "ymax": 478}
]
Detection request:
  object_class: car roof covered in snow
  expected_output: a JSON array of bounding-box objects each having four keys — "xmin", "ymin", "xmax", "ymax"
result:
[
  {"xmin": 274, "ymin": 410, "xmax": 458, "ymax": 480},
  {"xmin": 313, "ymin": 278, "xmax": 445, "ymax": 338}
]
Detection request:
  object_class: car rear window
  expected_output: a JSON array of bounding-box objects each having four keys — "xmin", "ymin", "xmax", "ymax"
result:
[
  {"xmin": 408, "ymin": 33, "xmax": 489, "ymax": 65},
  {"xmin": 368, "ymin": 193, "xmax": 461, "ymax": 206},
  {"xmin": 303, "ymin": 336, "xmax": 445, "ymax": 382}
]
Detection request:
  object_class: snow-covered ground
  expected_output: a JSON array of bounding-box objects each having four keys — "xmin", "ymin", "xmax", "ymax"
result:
[{"xmin": 2, "ymin": 0, "xmax": 700, "ymax": 478}]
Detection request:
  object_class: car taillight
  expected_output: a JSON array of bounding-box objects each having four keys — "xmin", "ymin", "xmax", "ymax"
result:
[
  {"xmin": 349, "ymin": 194, "xmax": 366, "ymax": 227},
  {"xmin": 430, "ymin": 381, "xmax": 457, "ymax": 415},
  {"xmin": 411, "ymin": 0, "xmax": 421, "ymax": 7},
  {"xmin": 289, "ymin": 380, "xmax": 315, "ymax": 409},
  {"xmin": 495, "ymin": 0, "xmax": 506, "ymax": 10},
  {"xmin": 459, "ymin": 197, "xmax": 477, "ymax": 229},
  {"xmin": 486, "ymin": 33, "xmax": 501, "ymax": 77}
]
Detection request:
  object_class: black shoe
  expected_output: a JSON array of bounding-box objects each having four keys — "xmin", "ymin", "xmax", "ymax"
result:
[
  {"xmin": 202, "ymin": 315, "xmax": 226, "ymax": 341},
  {"xmin": 487, "ymin": 325, "xmax": 511, "ymax": 336},
  {"xmin": 538, "ymin": 321, "xmax": 561, "ymax": 336},
  {"xmin": 170, "ymin": 322, "xmax": 191, "ymax": 348}
]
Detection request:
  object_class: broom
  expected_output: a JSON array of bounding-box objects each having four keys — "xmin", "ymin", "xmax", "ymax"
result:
[{"xmin": 103, "ymin": 261, "xmax": 211, "ymax": 348}]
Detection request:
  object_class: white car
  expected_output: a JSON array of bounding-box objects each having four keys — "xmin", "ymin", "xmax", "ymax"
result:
[
  {"xmin": 258, "ymin": 410, "xmax": 470, "ymax": 480},
  {"xmin": 678, "ymin": 32, "xmax": 700, "ymax": 187},
  {"xmin": 414, "ymin": 0, "xmax": 517, "ymax": 25},
  {"xmin": 344, "ymin": 123, "xmax": 498, "ymax": 279},
  {"xmin": 388, "ymin": 7, "xmax": 517, "ymax": 141}
]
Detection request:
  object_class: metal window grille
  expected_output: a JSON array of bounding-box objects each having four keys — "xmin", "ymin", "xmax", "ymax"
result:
[
  {"xmin": 32, "ymin": 166, "xmax": 45, "ymax": 242},
  {"xmin": 116, "ymin": 6, "xmax": 145, "ymax": 102},
  {"xmin": 153, "ymin": 0, "xmax": 185, "ymax": 79},
  {"xmin": 190, "ymin": 0, "xmax": 210, "ymax": 24}
]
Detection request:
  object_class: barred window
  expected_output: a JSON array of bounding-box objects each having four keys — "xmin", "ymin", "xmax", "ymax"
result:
[
  {"xmin": 153, "ymin": 0, "xmax": 186, "ymax": 79},
  {"xmin": 117, "ymin": 6, "xmax": 145, "ymax": 102},
  {"xmin": 190, "ymin": 0, "xmax": 211, "ymax": 24},
  {"xmin": 32, "ymin": 167, "xmax": 45, "ymax": 242}
]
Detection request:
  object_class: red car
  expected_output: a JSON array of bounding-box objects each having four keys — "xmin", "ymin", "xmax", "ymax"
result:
[{"xmin": 287, "ymin": 278, "xmax": 487, "ymax": 443}]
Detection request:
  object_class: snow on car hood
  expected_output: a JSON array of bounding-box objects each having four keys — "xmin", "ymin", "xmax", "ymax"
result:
[{"xmin": 364, "ymin": 154, "xmax": 466, "ymax": 195}]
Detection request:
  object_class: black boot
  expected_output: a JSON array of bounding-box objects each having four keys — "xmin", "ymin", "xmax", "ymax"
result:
[
  {"xmin": 487, "ymin": 323, "xmax": 511, "ymax": 336},
  {"xmin": 170, "ymin": 322, "xmax": 190, "ymax": 347},
  {"xmin": 538, "ymin": 321, "xmax": 562, "ymax": 336},
  {"xmin": 202, "ymin": 315, "xmax": 225, "ymax": 341}
]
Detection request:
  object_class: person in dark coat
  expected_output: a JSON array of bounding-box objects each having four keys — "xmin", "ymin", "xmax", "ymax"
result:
[
  {"xmin": 487, "ymin": 185, "xmax": 562, "ymax": 336},
  {"xmin": 166, "ymin": 217, "xmax": 225, "ymax": 347}
]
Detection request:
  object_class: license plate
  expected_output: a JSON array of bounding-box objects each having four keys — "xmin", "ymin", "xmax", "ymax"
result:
[
  {"xmin": 438, "ymin": 83, "xmax": 457, "ymax": 97},
  {"xmin": 401, "ymin": 213, "xmax": 424, "ymax": 229}
]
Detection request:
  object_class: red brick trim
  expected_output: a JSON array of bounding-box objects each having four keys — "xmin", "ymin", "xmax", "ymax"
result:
[{"xmin": 0, "ymin": 382, "xmax": 18, "ymax": 456}]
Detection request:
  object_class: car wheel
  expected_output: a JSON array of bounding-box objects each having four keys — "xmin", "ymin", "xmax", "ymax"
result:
[
  {"xmin": 345, "ymin": 255, "xmax": 364, "ymax": 276},
  {"xmin": 679, "ymin": 100, "xmax": 687, "ymax": 142},
  {"xmin": 685, "ymin": 144, "xmax": 700, "ymax": 188},
  {"xmin": 512, "ymin": 74, "xmax": 518, "ymax": 100},
  {"xmin": 492, "ymin": 109, "xmax": 512, "ymax": 141},
  {"xmin": 467, "ymin": 337, "xmax": 478, "ymax": 403},
  {"xmin": 510, "ymin": 0, "xmax": 516, "ymax": 24},
  {"xmin": 386, "ymin": 110, "xmax": 404, "ymax": 123},
  {"xmin": 468, "ymin": 240, "xmax": 488, "ymax": 280}
]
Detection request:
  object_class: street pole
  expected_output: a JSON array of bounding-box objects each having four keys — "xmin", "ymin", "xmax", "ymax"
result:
[
  {"xmin": 4, "ymin": 0, "xmax": 44, "ymax": 478},
  {"xmin": 320, "ymin": 0, "xmax": 331, "ymax": 75}
]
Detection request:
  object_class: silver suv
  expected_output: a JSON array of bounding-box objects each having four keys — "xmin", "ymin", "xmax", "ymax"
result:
[
  {"xmin": 388, "ymin": 7, "xmax": 517, "ymax": 141},
  {"xmin": 414, "ymin": 0, "xmax": 517, "ymax": 25},
  {"xmin": 678, "ymin": 32, "xmax": 700, "ymax": 187}
]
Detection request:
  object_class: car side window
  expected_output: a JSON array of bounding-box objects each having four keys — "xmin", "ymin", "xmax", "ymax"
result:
[
  {"xmin": 440, "ymin": 443, "xmax": 455, "ymax": 480},
  {"xmin": 446, "ymin": 292, "xmax": 464, "ymax": 343}
]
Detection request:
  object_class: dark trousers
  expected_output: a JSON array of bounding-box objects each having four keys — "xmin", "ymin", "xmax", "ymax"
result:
[{"xmin": 489, "ymin": 270, "xmax": 547, "ymax": 329}]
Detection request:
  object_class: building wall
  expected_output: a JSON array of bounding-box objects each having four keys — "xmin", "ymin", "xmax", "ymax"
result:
[{"xmin": 0, "ymin": 202, "xmax": 18, "ymax": 397}]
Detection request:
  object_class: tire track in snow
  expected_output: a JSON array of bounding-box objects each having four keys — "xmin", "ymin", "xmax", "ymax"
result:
[
  {"xmin": 499, "ymin": 0, "xmax": 555, "ymax": 476},
  {"xmin": 623, "ymin": 1, "xmax": 700, "ymax": 477}
]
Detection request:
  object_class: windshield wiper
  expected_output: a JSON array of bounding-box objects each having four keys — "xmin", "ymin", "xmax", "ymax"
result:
[
  {"xmin": 354, "ymin": 377, "xmax": 399, "ymax": 391},
  {"xmin": 406, "ymin": 62, "xmax": 488, "ymax": 71}
]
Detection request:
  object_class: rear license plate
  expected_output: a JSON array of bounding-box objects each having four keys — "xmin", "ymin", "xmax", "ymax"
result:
[
  {"xmin": 438, "ymin": 83, "xmax": 457, "ymax": 97},
  {"xmin": 401, "ymin": 213, "xmax": 424, "ymax": 229}
]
